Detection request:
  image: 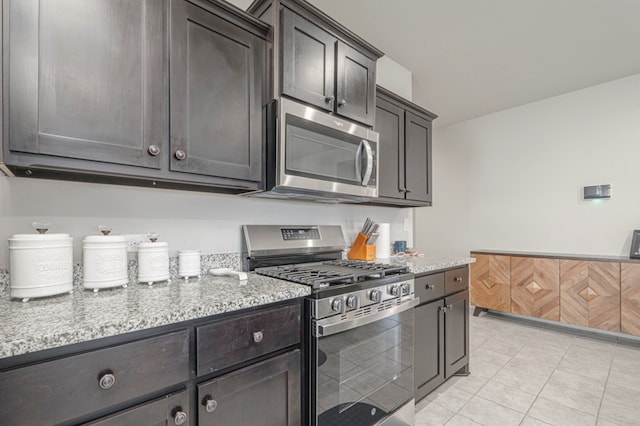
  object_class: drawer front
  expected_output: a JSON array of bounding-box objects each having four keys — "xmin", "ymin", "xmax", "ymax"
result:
[
  {"xmin": 196, "ymin": 303, "xmax": 301, "ymax": 376},
  {"xmin": 85, "ymin": 390, "xmax": 190, "ymax": 426},
  {"xmin": 445, "ymin": 266, "xmax": 469, "ymax": 295},
  {"xmin": 415, "ymin": 273, "xmax": 445, "ymax": 303},
  {"xmin": 0, "ymin": 330, "xmax": 190, "ymax": 425}
]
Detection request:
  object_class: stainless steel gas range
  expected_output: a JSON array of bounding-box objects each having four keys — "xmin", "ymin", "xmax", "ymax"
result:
[{"xmin": 243, "ymin": 225, "xmax": 418, "ymax": 426}]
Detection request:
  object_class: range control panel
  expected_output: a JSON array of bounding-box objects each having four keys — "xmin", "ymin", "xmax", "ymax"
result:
[{"xmin": 281, "ymin": 227, "xmax": 320, "ymax": 241}]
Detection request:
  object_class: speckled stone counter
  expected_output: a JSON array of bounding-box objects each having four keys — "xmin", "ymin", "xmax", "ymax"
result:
[
  {"xmin": 0, "ymin": 273, "xmax": 309, "ymax": 360},
  {"xmin": 380, "ymin": 256, "xmax": 475, "ymax": 274}
]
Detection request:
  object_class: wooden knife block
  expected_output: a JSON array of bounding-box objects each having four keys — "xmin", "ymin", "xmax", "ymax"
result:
[{"xmin": 347, "ymin": 232, "xmax": 376, "ymax": 261}]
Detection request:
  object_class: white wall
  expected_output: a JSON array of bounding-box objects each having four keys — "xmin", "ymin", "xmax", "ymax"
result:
[
  {"xmin": 415, "ymin": 73, "xmax": 640, "ymax": 257},
  {"xmin": 0, "ymin": 177, "xmax": 413, "ymax": 269}
]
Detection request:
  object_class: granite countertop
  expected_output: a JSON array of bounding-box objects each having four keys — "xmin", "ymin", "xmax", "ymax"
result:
[
  {"xmin": 380, "ymin": 255, "xmax": 476, "ymax": 274},
  {"xmin": 0, "ymin": 273, "xmax": 310, "ymax": 360}
]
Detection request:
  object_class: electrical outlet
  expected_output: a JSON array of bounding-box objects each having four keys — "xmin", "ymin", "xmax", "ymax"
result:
[
  {"xmin": 123, "ymin": 234, "xmax": 147, "ymax": 252},
  {"xmin": 403, "ymin": 218, "xmax": 410, "ymax": 232}
]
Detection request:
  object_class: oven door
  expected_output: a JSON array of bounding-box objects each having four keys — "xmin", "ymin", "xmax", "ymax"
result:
[
  {"xmin": 312, "ymin": 298, "xmax": 419, "ymax": 426},
  {"xmin": 278, "ymin": 98, "xmax": 379, "ymax": 198}
]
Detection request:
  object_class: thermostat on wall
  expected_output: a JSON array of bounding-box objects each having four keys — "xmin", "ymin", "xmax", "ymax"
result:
[{"xmin": 583, "ymin": 184, "xmax": 611, "ymax": 200}]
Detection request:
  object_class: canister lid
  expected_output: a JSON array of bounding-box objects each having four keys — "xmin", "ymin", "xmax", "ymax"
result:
[
  {"xmin": 138, "ymin": 241, "xmax": 169, "ymax": 249},
  {"xmin": 9, "ymin": 233, "xmax": 71, "ymax": 241},
  {"xmin": 178, "ymin": 250, "xmax": 200, "ymax": 255},
  {"xmin": 83, "ymin": 235, "xmax": 126, "ymax": 243}
]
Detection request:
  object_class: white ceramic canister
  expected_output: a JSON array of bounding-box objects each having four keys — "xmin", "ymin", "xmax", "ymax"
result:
[
  {"xmin": 8, "ymin": 225, "xmax": 73, "ymax": 302},
  {"xmin": 137, "ymin": 234, "xmax": 170, "ymax": 285},
  {"xmin": 178, "ymin": 250, "xmax": 201, "ymax": 279},
  {"xmin": 82, "ymin": 227, "xmax": 128, "ymax": 291}
]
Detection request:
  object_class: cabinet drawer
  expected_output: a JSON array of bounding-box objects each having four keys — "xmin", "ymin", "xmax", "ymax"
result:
[
  {"xmin": 196, "ymin": 303, "xmax": 301, "ymax": 376},
  {"xmin": 85, "ymin": 390, "xmax": 190, "ymax": 426},
  {"xmin": 0, "ymin": 330, "xmax": 190, "ymax": 425},
  {"xmin": 445, "ymin": 267, "xmax": 469, "ymax": 295},
  {"xmin": 415, "ymin": 273, "xmax": 445, "ymax": 303}
]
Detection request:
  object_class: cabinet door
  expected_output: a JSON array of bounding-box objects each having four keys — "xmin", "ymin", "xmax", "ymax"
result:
[
  {"xmin": 621, "ymin": 263, "xmax": 640, "ymax": 336},
  {"xmin": 404, "ymin": 112, "xmax": 432, "ymax": 203},
  {"xmin": 170, "ymin": 0, "xmax": 264, "ymax": 183},
  {"xmin": 375, "ymin": 97, "xmax": 405, "ymax": 200},
  {"xmin": 470, "ymin": 254, "xmax": 511, "ymax": 311},
  {"xmin": 85, "ymin": 390, "xmax": 190, "ymax": 426},
  {"xmin": 444, "ymin": 290, "xmax": 470, "ymax": 378},
  {"xmin": 560, "ymin": 260, "xmax": 621, "ymax": 331},
  {"xmin": 281, "ymin": 8, "xmax": 336, "ymax": 112},
  {"xmin": 511, "ymin": 257, "xmax": 560, "ymax": 321},
  {"xmin": 198, "ymin": 350, "xmax": 301, "ymax": 426},
  {"xmin": 336, "ymin": 42, "xmax": 376, "ymax": 126},
  {"xmin": 414, "ymin": 299, "xmax": 445, "ymax": 401},
  {"xmin": 7, "ymin": 0, "xmax": 165, "ymax": 169}
]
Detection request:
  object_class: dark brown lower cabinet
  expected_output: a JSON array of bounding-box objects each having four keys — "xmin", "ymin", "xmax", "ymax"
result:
[
  {"xmin": 414, "ymin": 267, "xmax": 470, "ymax": 401},
  {"xmin": 198, "ymin": 350, "xmax": 301, "ymax": 426},
  {"xmin": 85, "ymin": 390, "xmax": 190, "ymax": 426}
]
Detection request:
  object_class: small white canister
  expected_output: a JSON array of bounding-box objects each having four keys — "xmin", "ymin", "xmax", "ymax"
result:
[
  {"xmin": 137, "ymin": 233, "xmax": 170, "ymax": 285},
  {"xmin": 8, "ymin": 223, "xmax": 74, "ymax": 302},
  {"xmin": 82, "ymin": 226, "xmax": 128, "ymax": 292},
  {"xmin": 178, "ymin": 250, "xmax": 201, "ymax": 279}
]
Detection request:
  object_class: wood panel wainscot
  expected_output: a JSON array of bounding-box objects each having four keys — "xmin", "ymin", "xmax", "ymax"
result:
[{"xmin": 470, "ymin": 254, "xmax": 511, "ymax": 312}]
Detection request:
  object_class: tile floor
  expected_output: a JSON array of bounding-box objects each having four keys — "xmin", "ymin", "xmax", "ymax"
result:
[{"xmin": 415, "ymin": 309, "xmax": 640, "ymax": 426}]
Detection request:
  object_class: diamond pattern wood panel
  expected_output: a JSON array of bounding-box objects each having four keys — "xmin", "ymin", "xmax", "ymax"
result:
[
  {"xmin": 560, "ymin": 260, "xmax": 620, "ymax": 331},
  {"xmin": 621, "ymin": 263, "xmax": 640, "ymax": 336},
  {"xmin": 470, "ymin": 254, "xmax": 510, "ymax": 311},
  {"xmin": 511, "ymin": 257, "xmax": 559, "ymax": 320}
]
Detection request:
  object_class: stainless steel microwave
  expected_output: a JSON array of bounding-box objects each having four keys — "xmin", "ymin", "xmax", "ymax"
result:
[{"xmin": 256, "ymin": 98, "xmax": 379, "ymax": 201}]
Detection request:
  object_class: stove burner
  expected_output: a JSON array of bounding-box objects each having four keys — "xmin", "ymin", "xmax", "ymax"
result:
[{"xmin": 324, "ymin": 259, "xmax": 409, "ymax": 276}]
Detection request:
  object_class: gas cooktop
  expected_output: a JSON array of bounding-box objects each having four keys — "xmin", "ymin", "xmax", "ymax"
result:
[{"xmin": 255, "ymin": 259, "xmax": 410, "ymax": 289}]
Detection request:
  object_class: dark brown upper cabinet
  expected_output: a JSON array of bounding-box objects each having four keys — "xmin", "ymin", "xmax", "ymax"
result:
[
  {"xmin": 170, "ymin": 0, "xmax": 265, "ymax": 183},
  {"xmin": 2, "ymin": 0, "xmax": 269, "ymax": 194},
  {"xmin": 373, "ymin": 86, "xmax": 437, "ymax": 207},
  {"xmin": 248, "ymin": 0, "xmax": 382, "ymax": 127}
]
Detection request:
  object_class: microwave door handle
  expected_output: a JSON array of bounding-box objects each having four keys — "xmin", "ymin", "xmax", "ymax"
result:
[
  {"xmin": 355, "ymin": 140, "xmax": 364, "ymax": 182},
  {"xmin": 361, "ymin": 140, "xmax": 373, "ymax": 186}
]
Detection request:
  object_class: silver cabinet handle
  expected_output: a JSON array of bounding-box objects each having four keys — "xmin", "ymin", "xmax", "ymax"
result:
[
  {"xmin": 324, "ymin": 95, "xmax": 335, "ymax": 103},
  {"xmin": 147, "ymin": 145, "xmax": 160, "ymax": 156},
  {"xmin": 361, "ymin": 140, "xmax": 373, "ymax": 186},
  {"xmin": 173, "ymin": 411, "xmax": 188, "ymax": 425},
  {"xmin": 426, "ymin": 284, "xmax": 435, "ymax": 290},
  {"xmin": 446, "ymin": 304, "xmax": 453, "ymax": 310},
  {"xmin": 253, "ymin": 331, "xmax": 264, "ymax": 343},
  {"xmin": 454, "ymin": 277, "xmax": 463, "ymax": 283},
  {"xmin": 98, "ymin": 372, "xmax": 116, "ymax": 390},
  {"xmin": 203, "ymin": 396, "xmax": 218, "ymax": 413},
  {"xmin": 338, "ymin": 99, "xmax": 346, "ymax": 107},
  {"xmin": 175, "ymin": 150, "xmax": 186, "ymax": 160}
]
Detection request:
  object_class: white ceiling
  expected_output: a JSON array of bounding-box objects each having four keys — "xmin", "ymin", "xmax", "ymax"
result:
[{"xmin": 295, "ymin": 0, "xmax": 640, "ymax": 127}]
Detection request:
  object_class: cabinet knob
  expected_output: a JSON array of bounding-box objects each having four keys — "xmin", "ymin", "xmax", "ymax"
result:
[
  {"xmin": 253, "ymin": 331, "xmax": 264, "ymax": 343},
  {"xmin": 98, "ymin": 372, "xmax": 116, "ymax": 390},
  {"xmin": 337, "ymin": 99, "xmax": 346, "ymax": 107},
  {"xmin": 405, "ymin": 188, "xmax": 412, "ymax": 193},
  {"xmin": 175, "ymin": 150, "xmax": 187, "ymax": 161},
  {"xmin": 324, "ymin": 95, "xmax": 335, "ymax": 103},
  {"xmin": 399, "ymin": 187, "xmax": 407, "ymax": 193},
  {"xmin": 147, "ymin": 145, "xmax": 160, "ymax": 156},
  {"xmin": 203, "ymin": 396, "xmax": 218, "ymax": 413},
  {"xmin": 426, "ymin": 284, "xmax": 435, "ymax": 290},
  {"xmin": 446, "ymin": 304, "xmax": 453, "ymax": 310},
  {"xmin": 454, "ymin": 277, "xmax": 463, "ymax": 283},
  {"xmin": 440, "ymin": 306, "xmax": 447, "ymax": 312},
  {"xmin": 173, "ymin": 411, "xmax": 188, "ymax": 425}
]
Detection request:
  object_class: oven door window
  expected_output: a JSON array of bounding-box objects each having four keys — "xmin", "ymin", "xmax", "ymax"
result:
[
  {"xmin": 285, "ymin": 115, "xmax": 377, "ymax": 187},
  {"xmin": 315, "ymin": 309, "xmax": 414, "ymax": 425}
]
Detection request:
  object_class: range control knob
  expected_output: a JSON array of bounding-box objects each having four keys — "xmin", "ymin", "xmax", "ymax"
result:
[
  {"xmin": 346, "ymin": 295, "xmax": 359, "ymax": 309},
  {"xmin": 331, "ymin": 298, "xmax": 344, "ymax": 313},
  {"xmin": 389, "ymin": 285, "xmax": 401, "ymax": 297},
  {"xmin": 401, "ymin": 282, "xmax": 411, "ymax": 296},
  {"xmin": 369, "ymin": 289, "xmax": 382, "ymax": 303}
]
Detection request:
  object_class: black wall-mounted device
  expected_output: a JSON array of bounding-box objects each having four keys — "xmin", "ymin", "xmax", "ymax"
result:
[{"xmin": 583, "ymin": 184, "xmax": 611, "ymax": 200}]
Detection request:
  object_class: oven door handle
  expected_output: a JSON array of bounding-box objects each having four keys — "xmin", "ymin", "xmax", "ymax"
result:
[{"xmin": 315, "ymin": 297, "xmax": 420, "ymax": 337}]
